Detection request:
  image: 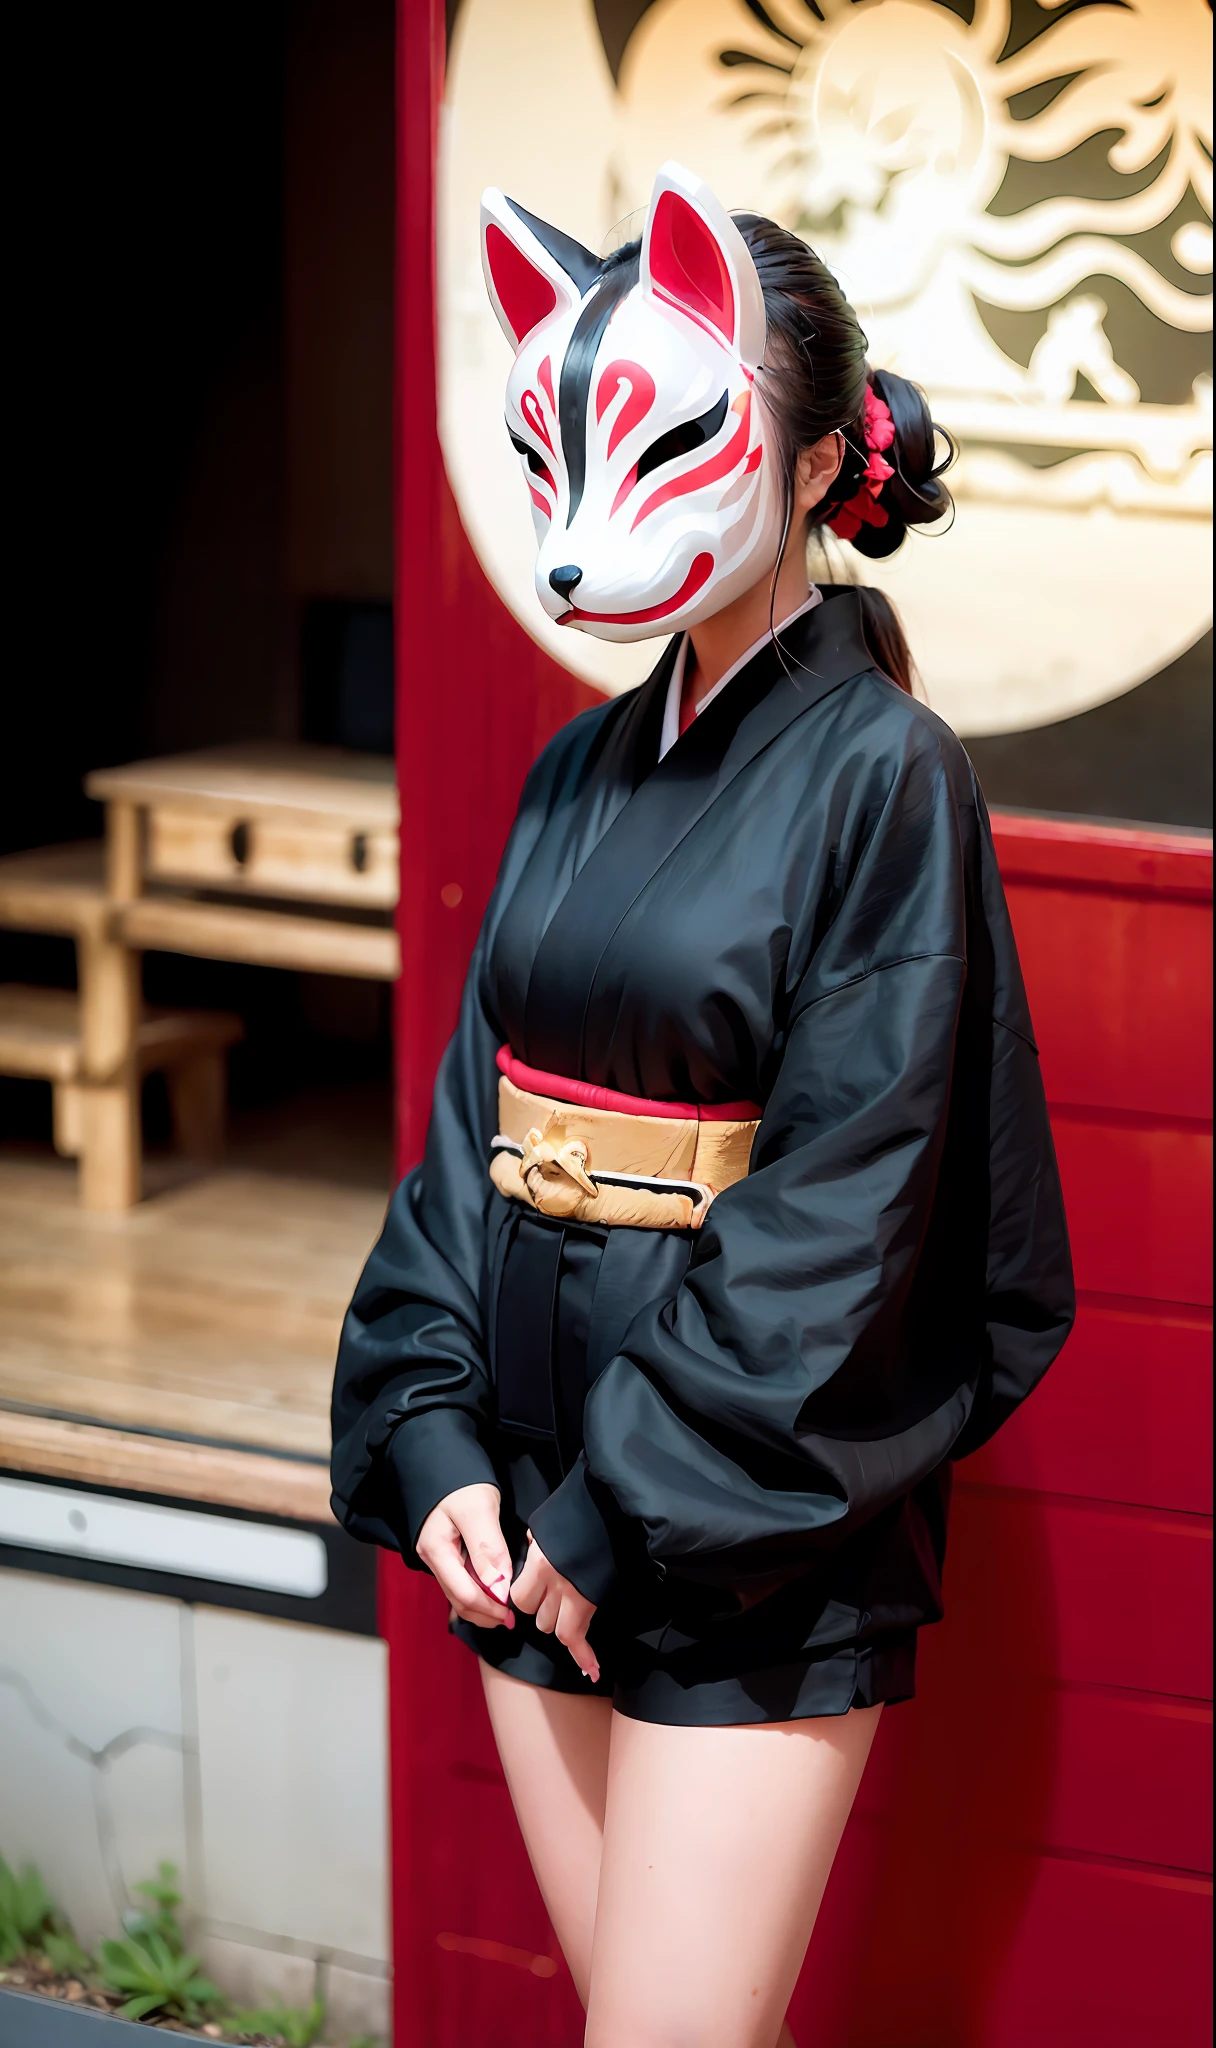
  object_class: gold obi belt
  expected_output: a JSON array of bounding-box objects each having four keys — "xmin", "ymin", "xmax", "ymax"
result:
[{"xmin": 488, "ymin": 1047, "xmax": 761, "ymax": 1232}]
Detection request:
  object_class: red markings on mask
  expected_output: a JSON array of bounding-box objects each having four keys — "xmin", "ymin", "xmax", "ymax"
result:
[
  {"xmin": 520, "ymin": 389, "xmax": 554, "ymax": 454},
  {"xmin": 610, "ymin": 464, "xmax": 639, "ymax": 518},
  {"xmin": 647, "ymin": 190, "xmax": 736, "ymax": 346},
  {"xmin": 528, "ymin": 485, "xmax": 552, "ymax": 521},
  {"xmin": 537, "ymin": 355, "xmax": 556, "ymax": 413},
  {"xmin": 485, "ymin": 224, "xmax": 558, "ymax": 346},
  {"xmin": 630, "ymin": 391, "xmax": 753, "ymax": 530},
  {"xmin": 564, "ymin": 551, "xmax": 713, "ymax": 625},
  {"xmin": 595, "ymin": 360, "xmax": 657, "ymax": 460}
]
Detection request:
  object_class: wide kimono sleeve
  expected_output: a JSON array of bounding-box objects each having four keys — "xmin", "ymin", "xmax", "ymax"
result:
[
  {"xmin": 529, "ymin": 723, "xmax": 1074, "ymax": 1608},
  {"xmin": 328, "ymin": 719, "xmax": 577, "ymax": 1559},
  {"xmin": 329, "ymin": 921, "xmax": 502, "ymax": 1557}
]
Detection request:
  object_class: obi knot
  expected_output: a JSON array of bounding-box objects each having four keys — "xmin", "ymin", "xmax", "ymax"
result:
[{"xmin": 521, "ymin": 1121, "xmax": 598, "ymax": 1216}]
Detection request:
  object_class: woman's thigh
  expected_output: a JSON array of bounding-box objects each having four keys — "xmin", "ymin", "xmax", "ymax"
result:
[
  {"xmin": 479, "ymin": 1661, "xmax": 613, "ymax": 2006},
  {"xmin": 586, "ymin": 1704, "xmax": 882, "ymax": 2048}
]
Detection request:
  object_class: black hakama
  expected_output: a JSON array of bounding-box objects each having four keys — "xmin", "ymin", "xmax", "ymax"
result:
[{"xmin": 331, "ymin": 588, "xmax": 1074, "ymax": 1723}]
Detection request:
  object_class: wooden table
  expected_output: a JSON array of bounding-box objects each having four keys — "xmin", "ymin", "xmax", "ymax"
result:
[
  {"xmin": 87, "ymin": 742, "xmax": 401, "ymax": 969},
  {"xmin": 69, "ymin": 744, "xmax": 400, "ymax": 1207}
]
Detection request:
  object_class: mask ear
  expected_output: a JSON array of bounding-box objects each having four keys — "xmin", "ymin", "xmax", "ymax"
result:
[
  {"xmin": 481, "ymin": 189, "xmax": 601, "ymax": 350},
  {"xmin": 640, "ymin": 162, "xmax": 766, "ymax": 367}
]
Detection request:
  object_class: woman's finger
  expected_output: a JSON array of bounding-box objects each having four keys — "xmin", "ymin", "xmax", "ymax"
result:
[
  {"xmin": 556, "ymin": 1597, "xmax": 600, "ymax": 1682},
  {"xmin": 426, "ymin": 1532, "xmax": 513, "ymax": 1629},
  {"xmin": 440, "ymin": 1569, "xmax": 512, "ymax": 1629},
  {"xmin": 419, "ymin": 1485, "xmax": 516, "ymax": 1628},
  {"xmin": 448, "ymin": 1486, "xmax": 514, "ymax": 1608},
  {"xmin": 510, "ymin": 1544, "xmax": 545, "ymax": 1616},
  {"xmin": 534, "ymin": 1588, "xmax": 561, "ymax": 1635}
]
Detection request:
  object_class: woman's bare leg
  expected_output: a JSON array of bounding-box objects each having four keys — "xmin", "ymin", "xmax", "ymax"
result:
[
  {"xmin": 585, "ymin": 1705, "xmax": 882, "ymax": 2048},
  {"xmin": 480, "ymin": 1661, "xmax": 839, "ymax": 2041},
  {"xmin": 479, "ymin": 1661, "xmax": 612, "ymax": 2004}
]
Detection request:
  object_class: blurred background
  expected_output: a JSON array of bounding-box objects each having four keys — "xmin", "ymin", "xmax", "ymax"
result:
[
  {"xmin": 2, "ymin": 6, "xmax": 396, "ymax": 2043},
  {"xmin": 0, "ymin": 4, "xmax": 1210, "ymax": 2046}
]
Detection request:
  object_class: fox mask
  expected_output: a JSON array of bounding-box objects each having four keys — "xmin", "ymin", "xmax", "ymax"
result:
[{"xmin": 480, "ymin": 162, "xmax": 786, "ymax": 643}]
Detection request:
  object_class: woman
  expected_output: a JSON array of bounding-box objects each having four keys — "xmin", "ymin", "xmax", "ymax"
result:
[{"xmin": 332, "ymin": 164, "xmax": 1074, "ymax": 2047}]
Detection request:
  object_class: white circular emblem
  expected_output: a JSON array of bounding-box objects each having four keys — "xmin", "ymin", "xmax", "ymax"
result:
[{"xmin": 440, "ymin": 0, "xmax": 1212, "ymax": 734}]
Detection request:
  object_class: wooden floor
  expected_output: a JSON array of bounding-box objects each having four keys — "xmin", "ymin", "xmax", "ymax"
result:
[{"xmin": 0, "ymin": 1087, "xmax": 392, "ymax": 1505}]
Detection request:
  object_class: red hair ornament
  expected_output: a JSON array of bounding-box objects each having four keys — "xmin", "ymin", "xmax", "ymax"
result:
[{"xmin": 828, "ymin": 386, "xmax": 895, "ymax": 543}]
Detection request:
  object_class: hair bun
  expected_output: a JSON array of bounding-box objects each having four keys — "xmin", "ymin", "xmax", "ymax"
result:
[{"xmin": 849, "ymin": 369, "xmax": 954, "ymax": 559}]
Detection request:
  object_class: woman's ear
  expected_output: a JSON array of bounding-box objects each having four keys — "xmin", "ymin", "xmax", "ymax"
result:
[{"xmin": 793, "ymin": 433, "xmax": 845, "ymax": 518}]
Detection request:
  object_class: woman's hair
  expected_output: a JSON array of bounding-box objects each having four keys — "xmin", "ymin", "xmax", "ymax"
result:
[
  {"xmin": 731, "ymin": 212, "xmax": 953, "ymax": 695},
  {"xmin": 853, "ymin": 585, "xmax": 921, "ymax": 699},
  {"xmin": 602, "ymin": 214, "xmax": 952, "ymax": 693}
]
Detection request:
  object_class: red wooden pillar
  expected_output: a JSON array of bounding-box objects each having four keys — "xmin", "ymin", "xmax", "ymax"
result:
[
  {"xmin": 385, "ymin": 4, "xmax": 593, "ymax": 2043},
  {"xmin": 393, "ymin": 0, "xmax": 595, "ymax": 1173},
  {"xmin": 383, "ymin": 7, "xmax": 1213, "ymax": 2040}
]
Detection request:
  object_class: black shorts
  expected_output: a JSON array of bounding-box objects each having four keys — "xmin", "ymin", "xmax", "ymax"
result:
[
  {"xmin": 452, "ymin": 1601, "xmax": 917, "ymax": 1726},
  {"xmin": 455, "ymin": 1202, "xmax": 928, "ymax": 1726}
]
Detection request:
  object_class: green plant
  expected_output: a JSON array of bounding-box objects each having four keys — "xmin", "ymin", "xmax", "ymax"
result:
[
  {"xmin": 0, "ymin": 1853, "xmax": 91, "ymax": 1975},
  {"xmin": 94, "ymin": 1858, "xmax": 216, "ymax": 2019},
  {"xmin": 1, "ymin": 1850, "xmax": 341, "ymax": 2038},
  {"xmin": 0, "ymin": 1856, "xmax": 55, "ymax": 1966},
  {"xmin": 226, "ymin": 1996, "xmax": 326, "ymax": 2046},
  {"xmin": 97, "ymin": 1926, "xmax": 221, "ymax": 2024},
  {"xmin": 41, "ymin": 1927, "xmax": 96, "ymax": 1978},
  {"xmin": 123, "ymin": 1860, "xmax": 186, "ymax": 1955}
]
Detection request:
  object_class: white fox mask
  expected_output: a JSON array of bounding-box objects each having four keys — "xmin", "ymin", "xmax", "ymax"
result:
[{"xmin": 480, "ymin": 162, "xmax": 786, "ymax": 643}]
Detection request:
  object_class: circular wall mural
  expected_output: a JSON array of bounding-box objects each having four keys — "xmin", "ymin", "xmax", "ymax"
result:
[{"xmin": 440, "ymin": 0, "xmax": 1212, "ymax": 733}]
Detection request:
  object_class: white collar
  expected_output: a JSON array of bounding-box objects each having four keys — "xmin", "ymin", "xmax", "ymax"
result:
[{"xmin": 657, "ymin": 588, "xmax": 824, "ymax": 763}]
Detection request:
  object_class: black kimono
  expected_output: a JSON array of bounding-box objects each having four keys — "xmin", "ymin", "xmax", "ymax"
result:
[{"xmin": 331, "ymin": 589, "xmax": 1074, "ymax": 1725}]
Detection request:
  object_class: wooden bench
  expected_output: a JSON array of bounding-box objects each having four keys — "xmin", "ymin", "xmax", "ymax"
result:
[
  {"xmin": 0, "ymin": 838, "xmax": 112, "ymax": 941},
  {"xmin": 0, "ymin": 842, "xmax": 242, "ymax": 1207},
  {"xmin": 0, "ymin": 984, "xmax": 242, "ymax": 1184},
  {"xmin": 2, "ymin": 748, "xmax": 400, "ymax": 1209}
]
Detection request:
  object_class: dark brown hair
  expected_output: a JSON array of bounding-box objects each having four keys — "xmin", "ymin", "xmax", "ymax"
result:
[
  {"xmin": 602, "ymin": 215, "xmax": 952, "ymax": 694},
  {"xmin": 733, "ymin": 213, "xmax": 953, "ymax": 694}
]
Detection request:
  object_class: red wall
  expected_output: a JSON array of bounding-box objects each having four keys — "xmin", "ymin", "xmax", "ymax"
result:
[
  {"xmin": 782, "ymin": 815, "xmax": 1213, "ymax": 2047},
  {"xmin": 386, "ymin": 6, "xmax": 1213, "ymax": 2040}
]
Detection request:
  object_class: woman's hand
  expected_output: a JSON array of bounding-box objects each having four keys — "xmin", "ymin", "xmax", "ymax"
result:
[
  {"xmin": 512, "ymin": 1536, "xmax": 600, "ymax": 1682},
  {"xmin": 416, "ymin": 1482, "xmax": 516, "ymax": 1630}
]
